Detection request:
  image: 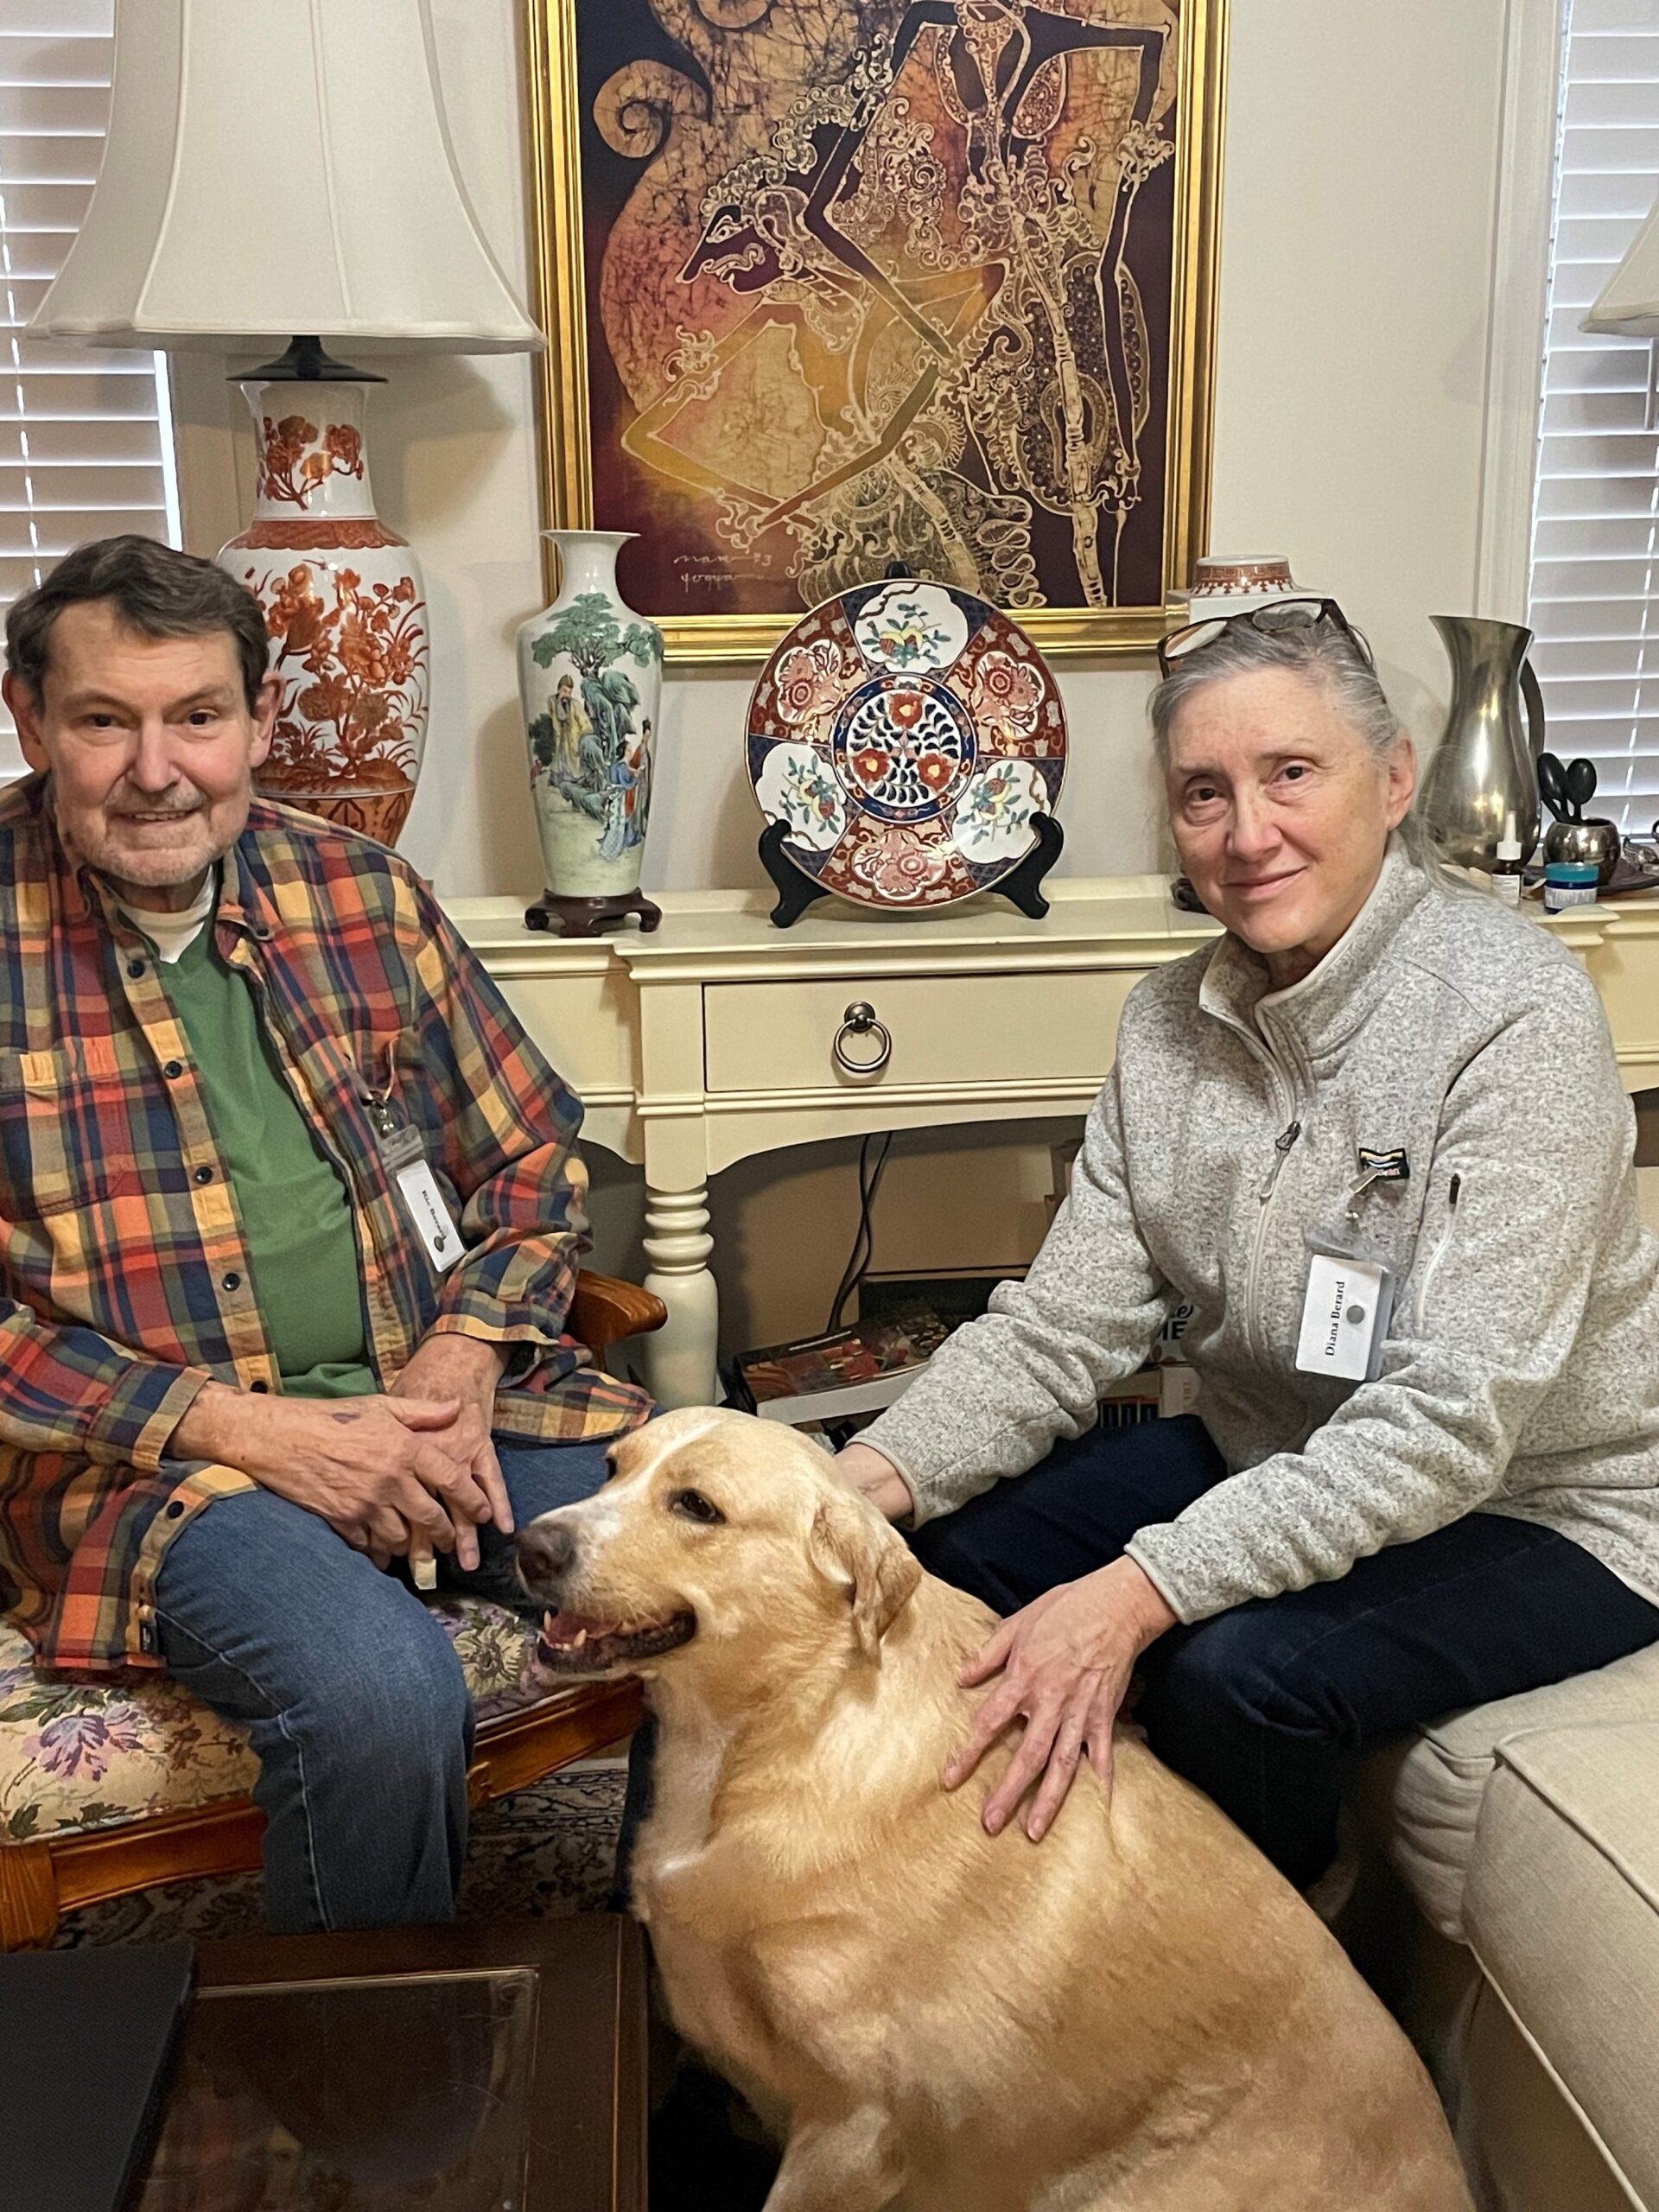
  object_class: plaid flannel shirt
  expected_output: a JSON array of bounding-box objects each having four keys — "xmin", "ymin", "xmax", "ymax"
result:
[{"xmin": 0, "ymin": 776, "xmax": 649, "ymax": 1676}]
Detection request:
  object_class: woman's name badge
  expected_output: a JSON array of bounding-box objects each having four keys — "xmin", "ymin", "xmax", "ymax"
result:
[{"xmin": 1295, "ymin": 1253, "xmax": 1393, "ymax": 1382}]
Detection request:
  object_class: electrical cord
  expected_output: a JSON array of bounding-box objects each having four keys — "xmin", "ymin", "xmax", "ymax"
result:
[{"xmin": 826, "ymin": 1132, "xmax": 893, "ymax": 1333}]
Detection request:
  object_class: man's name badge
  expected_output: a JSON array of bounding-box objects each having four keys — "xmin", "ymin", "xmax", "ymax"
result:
[
  {"xmin": 1294, "ymin": 1252, "xmax": 1393, "ymax": 1383},
  {"xmin": 396, "ymin": 1159, "xmax": 463, "ymax": 1272},
  {"xmin": 375, "ymin": 1121, "xmax": 463, "ymax": 1273}
]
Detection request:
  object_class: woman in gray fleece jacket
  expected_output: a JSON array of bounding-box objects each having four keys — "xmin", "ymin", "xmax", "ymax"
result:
[{"xmin": 839, "ymin": 603, "xmax": 1659, "ymax": 1892}]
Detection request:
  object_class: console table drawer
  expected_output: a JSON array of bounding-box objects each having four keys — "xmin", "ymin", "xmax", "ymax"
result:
[{"xmin": 702, "ymin": 970, "xmax": 1134, "ymax": 1093}]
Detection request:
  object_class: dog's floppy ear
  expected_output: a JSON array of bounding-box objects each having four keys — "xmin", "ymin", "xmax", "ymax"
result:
[{"xmin": 810, "ymin": 1486, "xmax": 922, "ymax": 1661}]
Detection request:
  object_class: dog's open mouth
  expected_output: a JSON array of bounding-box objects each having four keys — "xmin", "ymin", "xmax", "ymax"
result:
[{"xmin": 536, "ymin": 1608, "xmax": 697, "ymax": 1672}]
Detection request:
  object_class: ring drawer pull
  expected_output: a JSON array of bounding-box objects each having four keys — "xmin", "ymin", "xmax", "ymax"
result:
[{"xmin": 833, "ymin": 1001, "xmax": 892, "ymax": 1076}]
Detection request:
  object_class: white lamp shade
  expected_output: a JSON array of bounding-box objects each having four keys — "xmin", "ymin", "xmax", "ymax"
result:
[
  {"xmin": 34, "ymin": 0, "xmax": 542, "ymax": 355},
  {"xmin": 1584, "ymin": 191, "xmax": 1659, "ymax": 340}
]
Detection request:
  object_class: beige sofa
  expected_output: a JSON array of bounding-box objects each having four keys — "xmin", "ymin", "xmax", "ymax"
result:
[{"xmin": 1358, "ymin": 1639, "xmax": 1659, "ymax": 2211}]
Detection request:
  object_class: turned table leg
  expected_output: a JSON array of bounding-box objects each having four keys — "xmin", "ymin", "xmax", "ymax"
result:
[{"xmin": 642, "ymin": 1183, "xmax": 720, "ymax": 1408}]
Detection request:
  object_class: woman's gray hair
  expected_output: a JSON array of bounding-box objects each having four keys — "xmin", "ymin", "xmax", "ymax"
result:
[{"xmin": 1149, "ymin": 613, "xmax": 1444, "ymax": 874}]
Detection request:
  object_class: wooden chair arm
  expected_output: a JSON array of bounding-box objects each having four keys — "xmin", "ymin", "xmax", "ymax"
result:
[{"xmin": 569, "ymin": 1270, "xmax": 667, "ymax": 1356}]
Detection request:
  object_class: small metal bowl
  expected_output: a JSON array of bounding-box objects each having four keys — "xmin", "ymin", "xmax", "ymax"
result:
[{"xmin": 1543, "ymin": 817, "xmax": 1622, "ymax": 887}]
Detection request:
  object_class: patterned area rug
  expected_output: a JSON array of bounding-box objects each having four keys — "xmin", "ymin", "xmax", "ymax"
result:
[{"xmin": 49, "ymin": 1760, "xmax": 628, "ymax": 1947}]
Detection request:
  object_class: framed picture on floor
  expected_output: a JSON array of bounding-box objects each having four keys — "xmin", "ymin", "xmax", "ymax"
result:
[{"xmin": 525, "ymin": 0, "xmax": 1228, "ymax": 661}]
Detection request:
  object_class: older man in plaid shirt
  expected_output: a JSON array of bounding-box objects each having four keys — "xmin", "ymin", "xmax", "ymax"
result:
[{"xmin": 0, "ymin": 536, "xmax": 650, "ymax": 1930}]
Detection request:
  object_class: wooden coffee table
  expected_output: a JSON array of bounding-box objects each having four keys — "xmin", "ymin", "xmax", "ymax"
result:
[{"xmin": 133, "ymin": 1916, "xmax": 647, "ymax": 2209}]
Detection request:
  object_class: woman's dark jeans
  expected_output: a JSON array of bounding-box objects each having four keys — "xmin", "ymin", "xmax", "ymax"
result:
[{"xmin": 906, "ymin": 1414, "xmax": 1659, "ymax": 1886}]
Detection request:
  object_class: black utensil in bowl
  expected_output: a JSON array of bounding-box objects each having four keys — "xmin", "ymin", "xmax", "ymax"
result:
[
  {"xmin": 1538, "ymin": 752, "xmax": 1570, "ymax": 822},
  {"xmin": 1565, "ymin": 757, "xmax": 1599, "ymax": 823}
]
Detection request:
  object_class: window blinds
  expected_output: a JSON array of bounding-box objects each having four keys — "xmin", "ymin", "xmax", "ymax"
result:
[
  {"xmin": 1529, "ymin": 0, "xmax": 1659, "ymax": 830},
  {"xmin": 0, "ymin": 0, "xmax": 180, "ymax": 760}
]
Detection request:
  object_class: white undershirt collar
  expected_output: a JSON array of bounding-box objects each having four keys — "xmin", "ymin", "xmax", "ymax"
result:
[{"xmin": 117, "ymin": 866, "xmax": 219, "ymax": 965}]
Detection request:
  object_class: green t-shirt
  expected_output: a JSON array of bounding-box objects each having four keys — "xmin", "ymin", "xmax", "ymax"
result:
[{"xmin": 156, "ymin": 905, "xmax": 377, "ymax": 1398}]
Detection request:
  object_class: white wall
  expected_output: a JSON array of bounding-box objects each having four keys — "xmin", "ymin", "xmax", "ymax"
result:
[
  {"xmin": 1210, "ymin": 1, "xmax": 1508, "ymax": 757},
  {"xmin": 176, "ymin": 0, "xmax": 1522, "ymax": 1340}
]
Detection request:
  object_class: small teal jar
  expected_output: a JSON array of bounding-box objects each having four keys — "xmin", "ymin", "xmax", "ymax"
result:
[{"xmin": 1542, "ymin": 860, "xmax": 1599, "ymax": 913}]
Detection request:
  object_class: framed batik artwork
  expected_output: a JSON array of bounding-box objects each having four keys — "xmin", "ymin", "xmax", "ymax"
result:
[{"xmin": 525, "ymin": 0, "xmax": 1227, "ymax": 662}]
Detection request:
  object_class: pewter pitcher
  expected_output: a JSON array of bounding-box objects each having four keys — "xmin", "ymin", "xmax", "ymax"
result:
[{"xmin": 1419, "ymin": 616, "xmax": 1546, "ymax": 868}]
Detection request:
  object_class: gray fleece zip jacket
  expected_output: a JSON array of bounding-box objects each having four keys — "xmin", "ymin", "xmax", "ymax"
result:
[{"xmin": 862, "ymin": 850, "xmax": 1659, "ymax": 1624}]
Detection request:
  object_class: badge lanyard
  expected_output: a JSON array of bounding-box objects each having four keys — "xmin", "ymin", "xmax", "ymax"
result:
[
  {"xmin": 362, "ymin": 1046, "xmax": 463, "ymax": 1274},
  {"xmin": 1294, "ymin": 1149, "xmax": 1407, "ymax": 1385}
]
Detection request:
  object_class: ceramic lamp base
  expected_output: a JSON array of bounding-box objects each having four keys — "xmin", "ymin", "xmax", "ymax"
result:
[
  {"xmin": 222, "ymin": 378, "xmax": 428, "ymax": 852},
  {"xmin": 270, "ymin": 785, "xmax": 416, "ymax": 846},
  {"xmin": 524, "ymin": 887, "xmax": 663, "ymax": 938}
]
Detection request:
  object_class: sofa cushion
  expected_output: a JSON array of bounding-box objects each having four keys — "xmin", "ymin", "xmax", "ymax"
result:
[
  {"xmin": 0, "ymin": 1598, "xmax": 558, "ymax": 1846},
  {"xmin": 1361, "ymin": 1637, "xmax": 1659, "ymax": 1941},
  {"xmin": 1462, "ymin": 1720, "xmax": 1659, "ymax": 2211}
]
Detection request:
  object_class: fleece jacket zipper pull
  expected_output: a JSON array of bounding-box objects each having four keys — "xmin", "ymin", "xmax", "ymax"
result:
[{"xmin": 1259, "ymin": 1120, "xmax": 1303, "ymax": 1202}]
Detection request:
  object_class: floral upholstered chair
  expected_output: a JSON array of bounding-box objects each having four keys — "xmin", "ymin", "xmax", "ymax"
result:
[{"xmin": 0, "ymin": 1273, "xmax": 659, "ymax": 1948}]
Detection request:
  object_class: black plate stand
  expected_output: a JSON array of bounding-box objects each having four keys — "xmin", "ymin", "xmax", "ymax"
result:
[
  {"xmin": 758, "ymin": 820, "xmax": 831, "ymax": 926},
  {"xmin": 995, "ymin": 813, "xmax": 1064, "ymax": 918},
  {"xmin": 760, "ymin": 813, "xmax": 1064, "ymax": 929}
]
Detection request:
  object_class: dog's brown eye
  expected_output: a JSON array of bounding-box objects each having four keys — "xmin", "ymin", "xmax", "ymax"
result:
[{"xmin": 671, "ymin": 1489, "xmax": 724, "ymax": 1525}]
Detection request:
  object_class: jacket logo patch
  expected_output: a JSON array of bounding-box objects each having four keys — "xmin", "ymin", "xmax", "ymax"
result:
[{"xmin": 1357, "ymin": 1147, "xmax": 1408, "ymax": 1182}]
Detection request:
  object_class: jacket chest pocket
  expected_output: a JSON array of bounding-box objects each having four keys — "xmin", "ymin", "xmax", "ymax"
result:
[{"xmin": 0, "ymin": 1046, "xmax": 151, "ymax": 1218}]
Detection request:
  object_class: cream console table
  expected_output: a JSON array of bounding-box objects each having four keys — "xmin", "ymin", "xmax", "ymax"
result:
[{"xmin": 450, "ymin": 880, "xmax": 1659, "ymax": 1410}]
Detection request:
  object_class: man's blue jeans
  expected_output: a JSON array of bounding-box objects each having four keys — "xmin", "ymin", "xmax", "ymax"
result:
[{"xmin": 154, "ymin": 1437, "xmax": 615, "ymax": 1932}]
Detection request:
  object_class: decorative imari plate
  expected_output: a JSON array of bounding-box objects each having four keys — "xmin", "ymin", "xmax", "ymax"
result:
[{"xmin": 745, "ymin": 580, "xmax": 1067, "ymax": 911}]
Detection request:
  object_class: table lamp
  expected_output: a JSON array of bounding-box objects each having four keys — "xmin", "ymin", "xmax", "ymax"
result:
[
  {"xmin": 33, "ymin": 0, "xmax": 542, "ymax": 845},
  {"xmin": 1584, "ymin": 188, "xmax": 1659, "ymax": 430}
]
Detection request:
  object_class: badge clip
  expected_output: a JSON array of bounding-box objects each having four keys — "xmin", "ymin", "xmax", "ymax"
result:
[
  {"xmin": 359, "ymin": 1041, "xmax": 463, "ymax": 1272},
  {"xmin": 1298, "ymin": 1163, "xmax": 1401, "ymax": 1386}
]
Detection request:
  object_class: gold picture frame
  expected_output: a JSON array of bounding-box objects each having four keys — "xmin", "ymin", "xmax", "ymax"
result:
[{"xmin": 525, "ymin": 1, "xmax": 1228, "ymax": 664}]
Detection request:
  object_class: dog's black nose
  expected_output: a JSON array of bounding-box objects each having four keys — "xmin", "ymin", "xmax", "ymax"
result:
[{"xmin": 517, "ymin": 1519, "xmax": 576, "ymax": 1590}]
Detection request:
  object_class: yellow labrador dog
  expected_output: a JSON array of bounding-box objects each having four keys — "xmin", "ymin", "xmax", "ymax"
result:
[{"xmin": 518, "ymin": 1407, "xmax": 1471, "ymax": 2212}]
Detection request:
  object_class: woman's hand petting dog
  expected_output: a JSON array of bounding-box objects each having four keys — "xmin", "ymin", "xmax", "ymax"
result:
[{"xmin": 945, "ymin": 1558, "xmax": 1179, "ymax": 1841}]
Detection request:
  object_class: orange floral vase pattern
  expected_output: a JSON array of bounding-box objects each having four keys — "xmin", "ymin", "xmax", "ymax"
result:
[
  {"xmin": 244, "ymin": 560, "xmax": 428, "ymax": 844},
  {"xmin": 219, "ymin": 380, "xmax": 428, "ymax": 847},
  {"xmin": 257, "ymin": 413, "xmax": 365, "ymax": 508}
]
